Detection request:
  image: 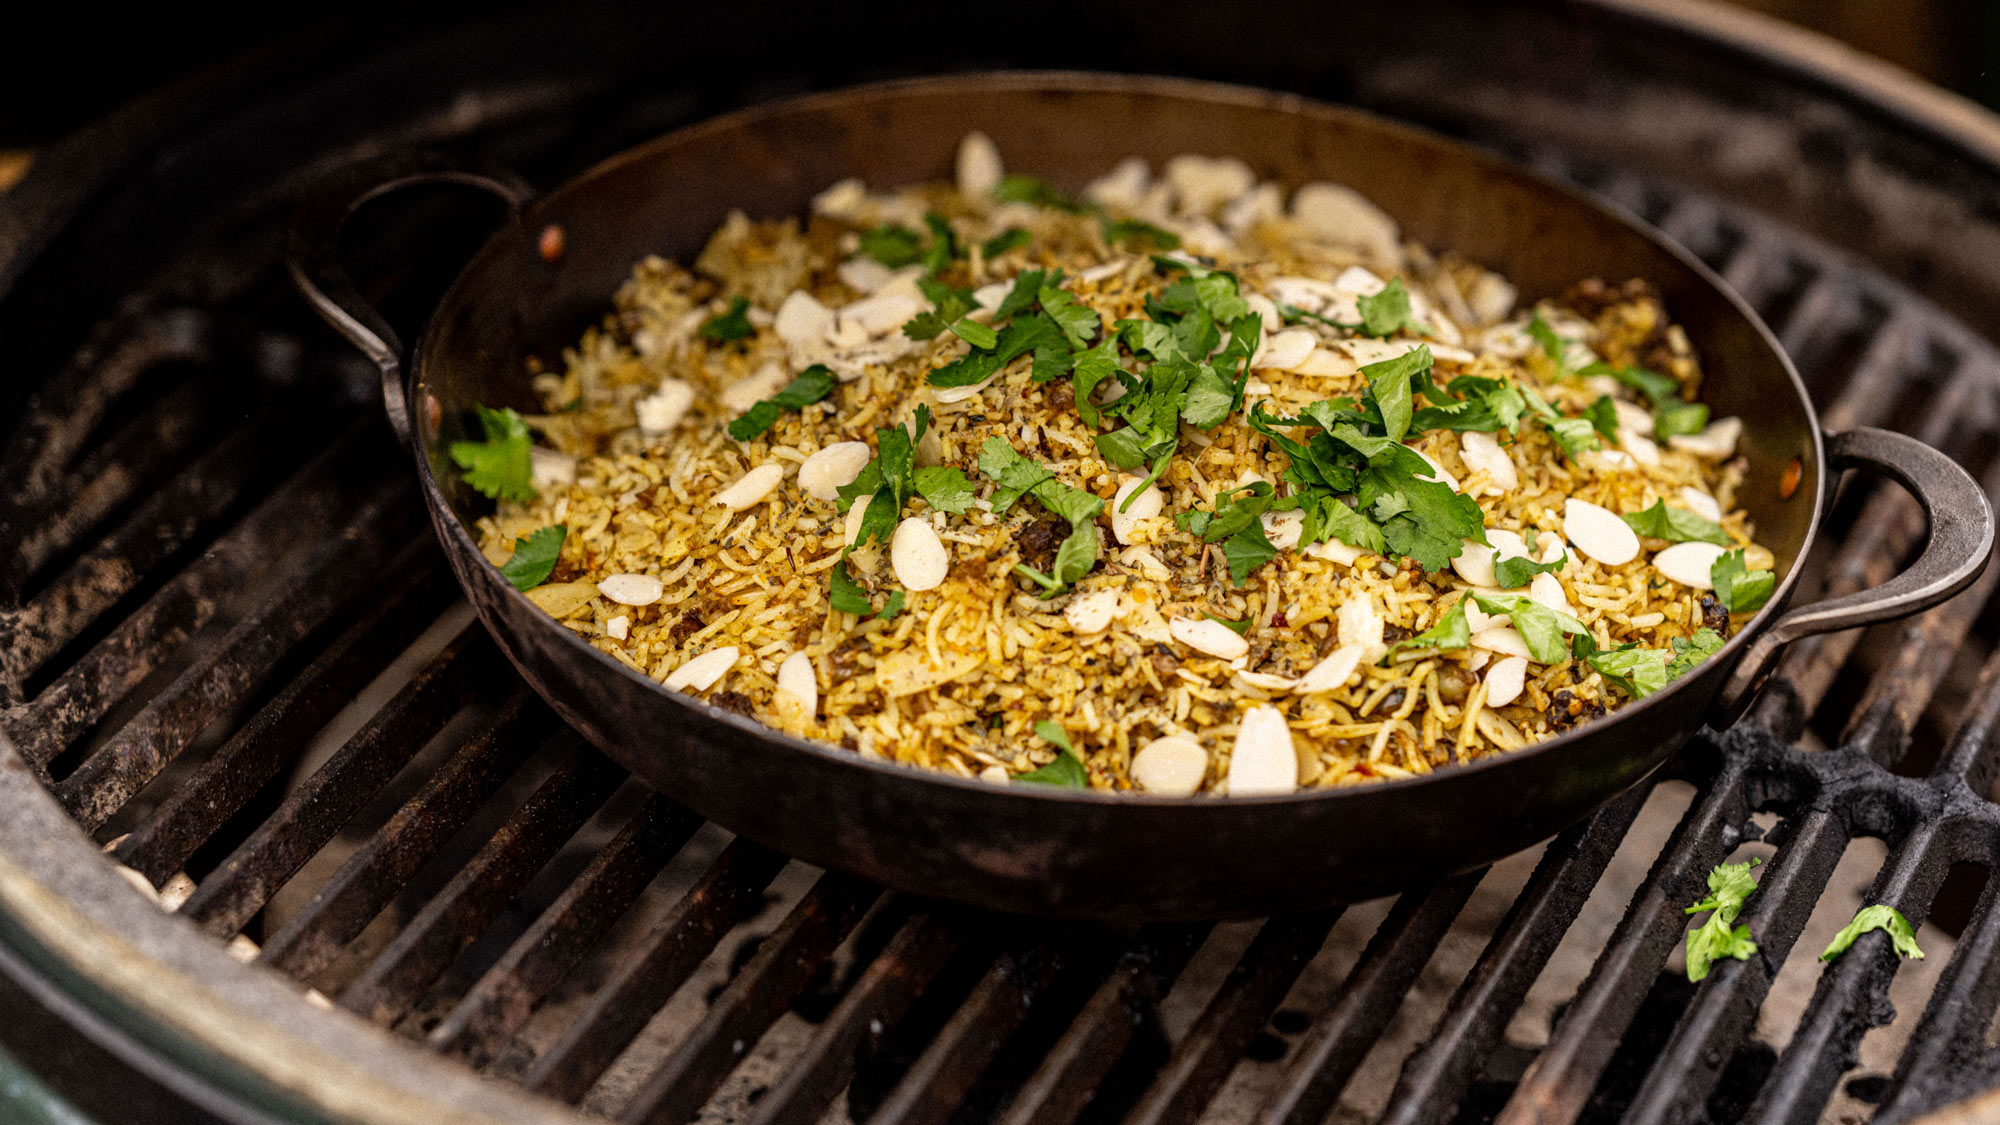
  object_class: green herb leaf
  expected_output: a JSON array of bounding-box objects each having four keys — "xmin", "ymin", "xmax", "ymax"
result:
[
  {"xmin": 1222, "ymin": 520, "xmax": 1279, "ymax": 585},
  {"xmin": 992, "ymin": 174, "xmax": 1090, "ymax": 213},
  {"xmin": 1050, "ymin": 522, "xmax": 1100, "ymax": 589},
  {"xmin": 1472, "ymin": 594, "xmax": 1590, "ymax": 664},
  {"xmin": 1101, "ymin": 217, "xmax": 1181, "ymax": 251},
  {"xmin": 1667, "ymin": 628, "xmax": 1726, "ymax": 679},
  {"xmin": 1361, "ymin": 345, "xmax": 1429, "ymax": 443},
  {"xmin": 1069, "ymin": 339, "xmax": 1123, "ymax": 428},
  {"xmin": 852, "ymin": 489, "xmax": 899, "ymax": 550},
  {"xmin": 1206, "ymin": 614, "xmax": 1252, "ymax": 636},
  {"xmin": 1622, "ymin": 498, "xmax": 1731, "ymax": 545},
  {"xmin": 1580, "ymin": 640, "xmax": 1671, "ymax": 699},
  {"xmin": 828, "ymin": 564, "xmax": 875, "ymax": 616},
  {"xmin": 980, "ymin": 228, "xmax": 1032, "ymax": 258},
  {"xmin": 726, "ymin": 366, "xmax": 837, "ymax": 441},
  {"xmin": 921, "ymin": 211, "xmax": 959, "ymax": 275},
  {"xmin": 1017, "ymin": 721, "xmax": 1089, "ymax": 787},
  {"xmin": 1039, "ymin": 285, "xmax": 1101, "ymax": 349},
  {"xmin": 928, "ymin": 313, "xmax": 1066, "ymax": 388},
  {"xmin": 1318, "ymin": 498, "xmax": 1389, "ymax": 555},
  {"xmin": 912, "ymin": 466, "xmax": 978, "ymax": 514},
  {"xmin": 1712, "ymin": 549, "xmax": 1776, "ymax": 614},
  {"xmin": 1528, "ymin": 311, "xmax": 1573, "ymax": 373},
  {"xmin": 1655, "ymin": 400, "xmax": 1711, "ymax": 438},
  {"xmin": 1491, "ymin": 550, "xmax": 1565, "ymax": 590},
  {"xmin": 1582, "ymin": 395, "xmax": 1620, "ymax": 441},
  {"xmin": 497, "ymin": 525, "xmax": 565, "ymax": 591},
  {"xmin": 1180, "ymin": 364, "xmax": 1238, "ymax": 430},
  {"xmin": 995, "ymin": 268, "xmax": 1052, "ymax": 320},
  {"xmin": 1584, "ymin": 361, "xmax": 1678, "ymax": 407},
  {"xmin": 450, "ymin": 405, "xmax": 537, "ymax": 502},
  {"xmin": 1356, "ymin": 278, "xmax": 1426, "ymax": 338},
  {"xmin": 698, "ymin": 296, "xmax": 754, "ymax": 344},
  {"xmin": 948, "ymin": 318, "xmax": 998, "ymax": 349},
  {"xmin": 1821, "ymin": 904, "xmax": 1924, "ymax": 962},
  {"xmin": 859, "ymin": 225, "xmax": 924, "ymax": 268},
  {"xmin": 1685, "ymin": 858, "xmax": 1761, "ymax": 982},
  {"xmin": 1381, "ymin": 599, "xmax": 1472, "ymax": 663},
  {"xmin": 980, "ymin": 437, "xmax": 1055, "ymax": 512}
]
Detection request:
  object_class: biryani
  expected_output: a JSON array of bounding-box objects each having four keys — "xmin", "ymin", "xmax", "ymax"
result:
[{"xmin": 465, "ymin": 132, "xmax": 1776, "ymax": 798}]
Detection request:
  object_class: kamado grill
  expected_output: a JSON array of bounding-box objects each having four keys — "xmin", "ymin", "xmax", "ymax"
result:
[{"xmin": 5, "ymin": 2, "xmax": 2000, "ymax": 1122}]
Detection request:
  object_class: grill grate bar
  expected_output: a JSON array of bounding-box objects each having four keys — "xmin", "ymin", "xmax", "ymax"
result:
[
  {"xmin": 1938, "ymin": 635, "xmax": 2000, "ymax": 793},
  {"xmin": 1256, "ymin": 874, "xmax": 1483, "ymax": 1125},
  {"xmin": 1125, "ymin": 911, "xmax": 1340, "ymax": 1125},
  {"xmin": 1495, "ymin": 756, "xmax": 1752, "ymax": 1125},
  {"xmin": 614, "ymin": 872, "xmax": 881, "ymax": 1125},
  {"xmin": 744, "ymin": 906, "xmax": 967, "ymax": 1125},
  {"xmin": 1878, "ymin": 857, "xmax": 2000, "ymax": 1121},
  {"xmin": 1744, "ymin": 817, "xmax": 1963, "ymax": 1125},
  {"xmin": 178, "ymin": 622, "xmax": 498, "ymax": 937},
  {"xmin": 0, "ymin": 422, "xmax": 395, "ymax": 762},
  {"xmin": 53, "ymin": 479, "xmax": 424, "ymax": 831},
  {"xmin": 336, "ymin": 740, "xmax": 627, "ymax": 1026},
  {"xmin": 111, "ymin": 546, "xmax": 456, "ymax": 884},
  {"xmin": 256, "ymin": 691, "xmax": 556, "ymax": 980},
  {"xmin": 1623, "ymin": 807, "xmax": 1853, "ymax": 1125},
  {"xmin": 428, "ymin": 792, "xmax": 704, "ymax": 1064},
  {"xmin": 994, "ymin": 923, "xmax": 1211, "ymax": 1125},
  {"xmin": 868, "ymin": 936, "xmax": 1072, "ymax": 1125},
  {"xmin": 522, "ymin": 837, "xmax": 791, "ymax": 1102},
  {"xmin": 1382, "ymin": 785, "xmax": 1653, "ymax": 1125},
  {"xmin": 1813, "ymin": 307, "xmax": 1923, "ymax": 435}
]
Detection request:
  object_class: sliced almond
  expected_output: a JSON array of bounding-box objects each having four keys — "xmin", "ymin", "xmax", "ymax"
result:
[
  {"xmin": 843, "ymin": 492, "xmax": 874, "ymax": 547},
  {"xmin": 837, "ymin": 257, "xmax": 895, "ymax": 294},
  {"xmin": 1170, "ymin": 617, "xmax": 1250, "ymax": 661},
  {"xmin": 1653, "ymin": 541, "xmax": 1727, "ymax": 589},
  {"xmin": 1470, "ymin": 626, "xmax": 1533, "ymax": 661},
  {"xmin": 1305, "ymin": 539, "xmax": 1366, "ymax": 567},
  {"xmin": 1083, "ymin": 157, "xmax": 1150, "ymax": 210},
  {"xmin": 605, "ymin": 615, "xmax": 630, "ymax": 641},
  {"xmin": 635, "ymin": 379, "xmax": 696, "ymax": 437},
  {"xmin": 1227, "ymin": 705, "xmax": 1298, "ymax": 796},
  {"xmin": 665, "ymin": 646, "xmax": 739, "ymax": 692},
  {"xmin": 1483, "ymin": 655, "xmax": 1529, "ymax": 707},
  {"xmin": 772, "ymin": 650, "xmax": 818, "ymax": 727},
  {"xmin": 775, "ymin": 291, "xmax": 834, "ymax": 344},
  {"xmin": 1336, "ymin": 596, "xmax": 1386, "ymax": 659},
  {"xmin": 1244, "ymin": 293, "xmax": 1282, "ymax": 333},
  {"xmin": 1668, "ymin": 416, "xmax": 1743, "ymax": 459},
  {"xmin": 799, "ymin": 442, "xmax": 871, "ymax": 501},
  {"xmin": 720, "ymin": 362, "xmax": 790, "ymax": 414},
  {"xmin": 1296, "ymin": 644, "xmax": 1366, "ymax": 695},
  {"xmin": 1679, "ymin": 486, "xmax": 1723, "ymax": 522},
  {"xmin": 1237, "ymin": 670, "xmax": 1299, "ymax": 692},
  {"xmin": 1457, "ymin": 430, "xmax": 1517, "ymax": 495},
  {"xmin": 1563, "ymin": 498, "xmax": 1641, "ymax": 566},
  {"xmin": 979, "ymin": 764, "xmax": 1011, "ymax": 785},
  {"xmin": 1621, "ymin": 429, "xmax": 1661, "ymax": 467},
  {"xmin": 1065, "ymin": 589, "xmax": 1120, "ymax": 634},
  {"xmin": 1261, "ymin": 509, "xmax": 1305, "ymax": 551},
  {"xmin": 530, "ymin": 447, "xmax": 576, "ymax": 490},
  {"xmin": 1253, "ymin": 329, "xmax": 1316, "ymax": 371},
  {"xmin": 1165, "ymin": 154, "xmax": 1255, "ymax": 216},
  {"xmin": 1131, "ymin": 736, "xmax": 1208, "ymax": 797},
  {"xmin": 956, "ymin": 131, "xmax": 1003, "ymax": 198},
  {"xmin": 1611, "ymin": 398, "xmax": 1654, "ymax": 435},
  {"xmin": 1290, "ymin": 182, "xmax": 1401, "ymax": 265},
  {"xmin": 597, "ymin": 573, "xmax": 663, "ymax": 607},
  {"xmin": 716, "ymin": 463, "xmax": 785, "ymax": 511},
  {"xmin": 1411, "ymin": 448, "xmax": 1461, "ymax": 492},
  {"xmin": 1529, "ymin": 572, "xmax": 1572, "ymax": 615},
  {"xmin": 1110, "ymin": 477, "xmax": 1164, "ymax": 545},
  {"xmin": 875, "ymin": 647, "xmax": 983, "ymax": 698},
  {"xmin": 890, "ymin": 516, "xmax": 949, "ymax": 591}
]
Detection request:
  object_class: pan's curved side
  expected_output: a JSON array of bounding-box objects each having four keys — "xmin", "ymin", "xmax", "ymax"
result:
[{"xmin": 406, "ymin": 75, "xmax": 1821, "ymax": 920}]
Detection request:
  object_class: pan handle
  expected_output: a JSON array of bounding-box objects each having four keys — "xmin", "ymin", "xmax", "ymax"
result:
[
  {"xmin": 1713, "ymin": 427, "xmax": 1993, "ymax": 724},
  {"xmin": 286, "ymin": 152, "xmax": 533, "ymax": 446}
]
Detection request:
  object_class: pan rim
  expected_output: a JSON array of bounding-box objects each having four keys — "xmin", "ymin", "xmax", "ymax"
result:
[{"xmin": 413, "ymin": 68, "xmax": 1825, "ymax": 807}]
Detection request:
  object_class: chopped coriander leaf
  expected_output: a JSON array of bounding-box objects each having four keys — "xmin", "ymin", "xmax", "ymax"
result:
[
  {"xmin": 497, "ymin": 525, "xmax": 565, "ymax": 591},
  {"xmin": 833, "ymin": 462, "xmax": 884, "ymax": 513},
  {"xmin": 912, "ymin": 466, "xmax": 978, "ymax": 514},
  {"xmin": 1582, "ymin": 395, "xmax": 1620, "ymax": 441},
  {"xmin": 1069, "ymin": 339, "xmax": 1124, "ymax": 428},
  {"xmin": 1684, "ymin": 858, "xmax": 1761, "ymax": 982},
  {"xmin": 858, "ymin": 224, "xmax": 924, "ymax": 267},
  {"xmin": 1520, "ymin": 383, "xmax": 1602, "ymax": 460},
  {"xmin": 1712, "ymin": 549, "xmax": 1776, "ymax": 614},
  {"xmin": 1276, "ymin": 301, "xmax": 1358, "ymax": 332},
  {"xmin": 1017, "ymin": 722, "xmax": 1089, "ymax": 787},
  {"xmin": 1102, "ymin": 217, "xmax": 1181, "ymax": 251},
  {"xmin": 979, "ymin": 439, "xmax": 1104, "ymax": 596},
  {"xmin": 1582, "ymin": 361, "xmax": 1678, "ymax": 406},
  {"xmin": 1315, "ymin": 497, "xmax": 1389, "ymax": 554},
  {"xmin": 1356, "ymin": 446, "xmax": 1489, "ymax": 573},
  {"xmin": 1527, "ymin": 310, "xmax": 1575, "ymax": 373},
  {"xmin": 1622, "ymin": 499, "xmax": 1731, "ymax": 545},
  {"xmin": 993, "ymin": 173, "xmax": 1091, "ymax": 213},
  {"xmin": 1050, "ymin": 522, "xmax": 1100, "ymax": 586},
  {"xmin": 979, "ymin": 227, "xmax": 1032, "ymax": 258},
  {"xmin": 1180, "ymin": 365, "xmax": 1238, "ymax": 430},
  {"xmin": 1574, "ymin": 636, "xmax": 1671, "ymax": 699},
  {"xmin": 1821, "ymin": 905, "xmax": 1924, "ymax": 962},
  {"xmin": 1177, "ymin": 482, "xmax": 1274, "ymax": 543},
  {"xmin": 450, "ymin": 405, "xmax": 537, "ymax": 502},
  {"xmin": 1031, "ymin": 342, "xmax": 1076, "ymax": 385},
  {"xmin": 921, "ymin": 211, "xmax": 959, "ymax": 275},
  {"xmin": 828, "ymin": 563, "xmax": 886, "ymax": 617},
  {"xmin": 1381, "ymin": 599, "xmax": 1472, "ymax": 664},
  {"xmin": 1039, "ymin": 285, "xmax": 1101, "ymax": 349},
  {"xmin": 851, "ymin": 489, "xmax": 899, "ymax": 550},
  {"xmin": 698, "ymin": 296, "xmax": 754, "ymax": 344},
  {"xmin": 1655, "ymin": 400, "xmax": 1711, "ymax": 438},
  {"xmin": 979, "ymin": 437, "xmax": 1054, "ymax": 513},
  {"xmin": 1361, "ymin": 345, "xmax": 1430, "ymax": 443},
  {"xmin": 1222, "ymin": 520, "xmax": 1279, "ymax": 585},
  {"xmin": 929, "ymin": 313, "xmax": 1067, "ymax": 388},
  {"xmin": 878, "ymin": 590, "xmax": 907, "ymax": 621},
  {"xmin": 995, "ymin": 268, "xmax": 1054, "ymax": 320},
  {"xmin": 948, "ymin": 318, "xmax": 998, "ymax": 349},
  {"xmin": 1356, "ymin": 278, "xmax": 1427, "ymax": 338},
  {"xmin": 1491, "ymin": 550, "xmax": 1565, "ymax": 589},
  {"xmin": 726, "ymin": 366, "xmax": 836, "ymax": 441},
  {"xmin": 1666, "ymin": 628, "xmax": 1726, "ymax": 679},
  {"xmin": 903, "ymin": 277, "xmax": 980, "ymax": 340},
  {"xmin": 1206, "ymin": 614, "xmax": 1252, "ymax": 636},
  {"xmin": 1472, "ymin": 593, "xmax": 1589, "ymax": 664}
]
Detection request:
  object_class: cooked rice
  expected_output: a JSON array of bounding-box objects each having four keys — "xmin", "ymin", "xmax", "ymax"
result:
[{"xmin": 476, "ymin": 135, "xmax": 1771, "ymax": 795}]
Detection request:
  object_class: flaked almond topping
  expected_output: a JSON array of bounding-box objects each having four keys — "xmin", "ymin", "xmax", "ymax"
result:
[
  {"xmin": 634, "ymin": 379, "xmax": 695, "ymax": 437},
  {"xmin": 1668, "ymin": 416, "xmax": 1743, "ymax": 459},
  {"xmin": 798, "ymin": 442, "xmax": 871, "ymax": 502},
  {"xmin": 605, "ymin": 615, "xmax": 630, "ymax": 641},
  {"xmin": 955, "ymin": 131, "xmax": 1003, "ymax": 199},
  {"xmin": 1130, "ymin": 736, "xmax": 1208, "ymax": 797},
  {"xmin": 1679, "ymin": 486, "xmax": 1723, "ymax": 522},
  {"xmin": 1653, "ymin": 541, "xmax": 1727, "ymax": 589},
  {"xmin": 664, "ymin": 646, "xmax": 738, "ymax": 693},
  {"xmin": 1563, "ymin": 498, "xmax": 1641, "ymax": 566},
  {"xmin": 1296, "ymin": 644, "xmax": 1366, "ymax": 695},
  {"xmin": 1064, "ymin": 589, "xmax": 1119, "ymax": 634},
  {"xmin": 1457, "ymin": 430, "xmax": 1517, "ymax": 495},
  {"xmin": 1483, "ymin": 655, "xmax": 1529, "ymax": 707},
  {"xmin": 1227, "ymin": 705, "xmax": 1298, "ymax": 796},
  {"xmin": 530, "ymin": 447, "xmax": 577, "ymax": 490},
  {"xmin": 1470, "ymin": 625, "xmax": 1533, "ymax": 661},
  {"xmin": 1110, "ymin": 477, "xmax": 1164, "ymax": 545},
  {"xmin": 596, "ymin": 573, "xmax": 663, "ymax": 607},
  {"xmin": 774, "ymin": 290, "xmax": 835, "ymax": 344},
  {"xmin": 715, "ymin": 463, "xmax": 785, "ymax": 511},
  {"xmin": 1253, "ymin": 329, "xmax": 1317, "ymax": 372},
  {"xmin": 890, "ymin": 516, "xmax": 949, "ymax": 591},
  {"xmin": 1169, "ymin": 616, "xmax": 1250, "ymax": 661}
]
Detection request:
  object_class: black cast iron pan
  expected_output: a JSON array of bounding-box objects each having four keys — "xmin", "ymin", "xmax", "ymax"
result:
[{"xmin": 289, "ymin": 73, "xmax": 1993, "ymax": 921}]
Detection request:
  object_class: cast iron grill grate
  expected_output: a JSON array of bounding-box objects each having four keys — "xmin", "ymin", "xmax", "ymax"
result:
[{"xmin": 5, "ymin": 58, "xmax": 2000, "ymax": 1125}]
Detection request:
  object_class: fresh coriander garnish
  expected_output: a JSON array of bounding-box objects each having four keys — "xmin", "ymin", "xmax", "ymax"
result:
[
  {"xmin": 1355, "ymin": 278, "xmax": 1428, "ymax": 338},
  {"xmin": 1821, "ymin": 904, "xmax": 1924, "ymax": 963},
  {"xmin": 992, "ymin": 174, "xmax": 1090, "ymax": 213},
  {"xmin": 1470, "ymin": 593, "xmax": 1589, "ymax": 663},
  {"xmin": 1572, "ymin": 634, "xmax": 1670, "ymax": 699},
  {"xmin": 979, "ymin": 438, "xmax": 1104, "ymax": 597},
  {"xmin": 1684, "ymin": 858, "xmax": 1761, "ymax": 982},
  {"xmin": 828, "ymin": 563, "xmax": 904, "ymax": 620},
  {"xmin": 1101, "ymin": 217, "xmax": 1180, "ymax": 251},
  {"xmin": 726, "ymin": 365, "xmax": 836, "ymax": 442},
  {"xmin": 1380, "ymin": 599, "xmax": 1472, "ymax": 664},
  {"xmin": 1205, "ymin": 614, "xmax": 1253, "ymax": 636},
  {"xmin": 858, "ymin": 224, "xmax": 925, "ymax": 268},
  {"xmin": 1622, "ymin": 498, "xmax": 1731, "ymax": 545},
  {"xmin": 450, "ymin": 405, "xmax": 537, "ymax": 503},
  {"xmin": 1711, "ymin": 549, "xmax": 1775, "ymax": 614},
  {"xmin": 979, "ymin": 228, "xmax": 1032, "ymax": 258},
  {"xmin": 1527, "ymin": 310, "xmax": 1581, "ymax": 376},
  {"xmin": 1016, "ymin": 721, "xmax": 1089, "ymax": 787},
  {"xmin": 902, "ymin": 277, "xmax": 981, "ymax": 340},
  {"xmin": 698, "ymin": 296, "xmax": 754, "ymax": 344},
  {"xmin": 1666, "ymin": 628, "xmax": 1725, "ymax": 678},
  {"xmin": 497, "ymin": 525, "xmax": 565, "ymax": 591},
  {"xmin": 1579, "ymin": 361, "xmax": 1710, "ymax": 439},
  {"xmin": 1176, "ymin": 482, "xmax": 1282, "ymax": 586},
  {"xmin": 1520, "ymin": 383, "xmax": 1602, "ymax": 460},
  {"xmin": 1491, "ymin": 550, "xmax": 1565, "ymax": 589}
]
